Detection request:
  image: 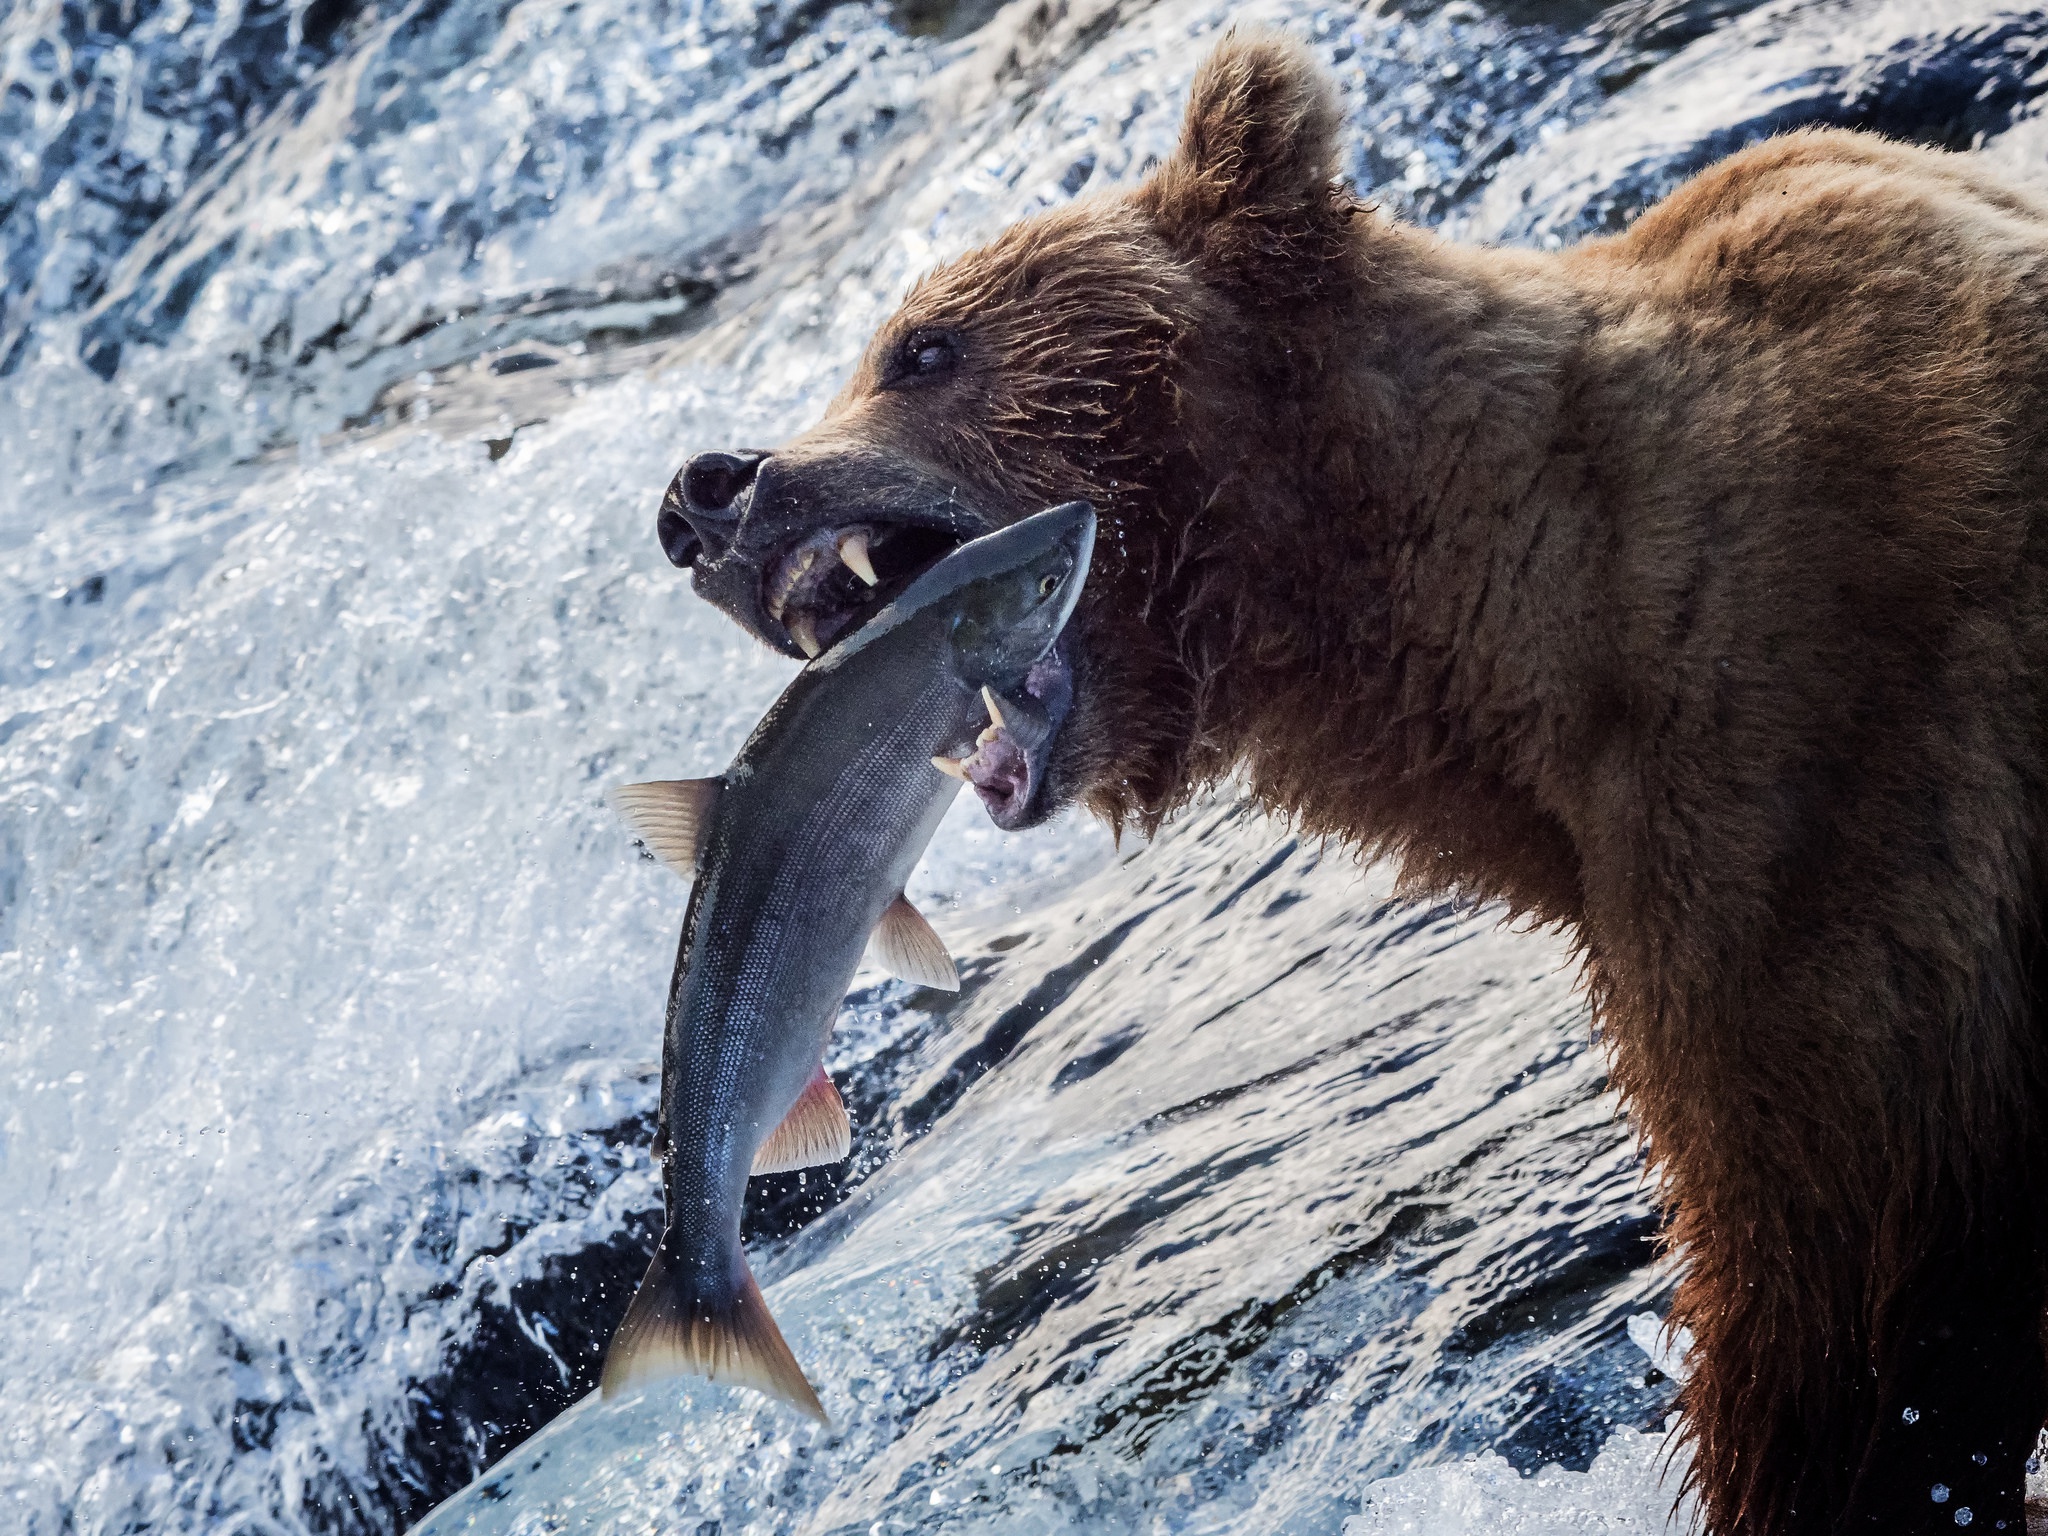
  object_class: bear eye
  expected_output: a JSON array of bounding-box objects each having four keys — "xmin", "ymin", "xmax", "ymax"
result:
[{"xmin": 887, "ymin": 328, "xmax": 960, "ymax": 386}]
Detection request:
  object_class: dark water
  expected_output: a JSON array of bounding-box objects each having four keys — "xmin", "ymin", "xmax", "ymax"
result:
[{"xmin": 6, "ymin": 0, "xmax": 2047, "ymax": 1531}]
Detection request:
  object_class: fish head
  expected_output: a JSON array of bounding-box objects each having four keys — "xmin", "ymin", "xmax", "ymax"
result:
[
  {"xmin": 930, "ymin": 501, "xmax": 1095, "ymax": 828},
  {"xmin": 824, "ymin": 502, "xmax": 1095, "ymax": 829},
  {"xmin": 940, "ymin": 501, "xmax": 1095, "ymax": 689}
]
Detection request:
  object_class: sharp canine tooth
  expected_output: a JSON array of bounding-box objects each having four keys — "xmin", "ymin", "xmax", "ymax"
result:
[
  {"xmin": 977, "ymin": 725, "xmax": 1002, "ymax": 747},
  {"xmin": 980, "ymin": 686, "xmax": 1006, "ymax": 730},
  {"xmin": 788, "ymin": 613, "xmax": 822, "ymax": 658},
  {"xmin": 838, "ymin": 531, "xmax": 879, "ymax": 587},
  {"xmin": 931, "ymin": 755, "xmax": 970, "ymax": 780}
]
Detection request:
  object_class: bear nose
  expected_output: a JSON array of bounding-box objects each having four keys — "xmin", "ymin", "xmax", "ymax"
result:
[
  {"xmin": 655, "ymin": 475, "xmax": 702, "ymax": 569},
  {"xmin": 658, "ymin": 449, "xmax": 768, "ymax": 568},
  {"xmin": 682, "ymin": 450, "xmax": 765, "ymax": 519}
]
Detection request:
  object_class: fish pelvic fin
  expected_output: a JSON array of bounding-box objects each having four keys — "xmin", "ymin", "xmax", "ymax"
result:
[
  {"xmin": 609, "ymin": 778, "xmax": 721, "ymax": 878},
  {"xmin": 752, "ymin": 1067, "xmax": 852, "ymax": 1175},
  {"xmin": 600, "ymin": 1241, "xmax": 826, "ymax": 1422},
  {"xmin": 871, "ymin": 894, "xmax": 959, "ymax": 991}
]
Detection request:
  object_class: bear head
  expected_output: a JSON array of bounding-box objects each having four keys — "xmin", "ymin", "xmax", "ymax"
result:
[{"xmin": 665, "ymin": 32, "xmax": 1359, "ymax": 833}]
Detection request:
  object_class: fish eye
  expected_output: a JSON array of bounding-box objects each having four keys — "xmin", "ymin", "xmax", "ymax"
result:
[{"xmin": 1038, "ymin": 573, "xmax": 1059, "ymax": 597}]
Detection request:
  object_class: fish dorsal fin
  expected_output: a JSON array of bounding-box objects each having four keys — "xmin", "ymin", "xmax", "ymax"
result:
[
  {"xmin": 871, "ymin": 894, "xmax": 960, "ymax": 992},
  {"xmin": 751, "ymin": 1067, "xmax": 852, "ymax": 1175},
  {"xmin": 609, "ymin": 779, "xmax": 720, "ymax": 877}
]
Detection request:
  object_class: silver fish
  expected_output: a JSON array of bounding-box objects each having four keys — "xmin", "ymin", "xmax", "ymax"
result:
[{"xmin": 600, "ymin": 502, "xmax": 1097, "ymax": 1416}]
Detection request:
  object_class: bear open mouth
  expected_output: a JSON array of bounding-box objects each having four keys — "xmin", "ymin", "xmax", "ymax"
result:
[{"xmin": 760, "ymin": 520, "xmax": 963, "ymax": 658}]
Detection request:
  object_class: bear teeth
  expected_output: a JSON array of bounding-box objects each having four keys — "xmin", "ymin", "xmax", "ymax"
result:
[
  {"xmin": 837, "ymin": 531, "xmax": 878, "ymax": 587},
  {"xmin": 765, "ymin": 546, "xmax": 818, "ymax": 624},
  {"xmin": 787, "ymin": 611, "xmax": 822, "ymax": 658}
]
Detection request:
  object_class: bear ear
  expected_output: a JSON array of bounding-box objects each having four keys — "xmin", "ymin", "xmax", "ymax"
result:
[{"xmin": 1141, "ymin": 30, "xmax": 1345, "ymax": 256}]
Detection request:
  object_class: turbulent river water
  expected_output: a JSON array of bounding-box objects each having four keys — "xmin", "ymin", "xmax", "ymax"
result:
[{"xmin": 9, "ymin": 0, "xmax": 2048, "ymax": 1531}]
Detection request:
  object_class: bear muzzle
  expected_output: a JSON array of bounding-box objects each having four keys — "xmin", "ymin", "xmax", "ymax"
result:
[{"xmin": 674, "ymin": 448, "xmax": 989, "ymax": 660}]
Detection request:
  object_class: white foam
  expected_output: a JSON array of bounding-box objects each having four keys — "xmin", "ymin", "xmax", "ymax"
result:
[
  {"xmin": 1337, "ymin": 1317, "xmax": 1697, "ymax": 1535},
  {"xmin": 1346, "ymin": 1428, "xmax": 1695, "ymax": 1535}
]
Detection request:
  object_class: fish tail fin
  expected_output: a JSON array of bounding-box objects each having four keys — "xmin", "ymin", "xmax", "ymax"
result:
[{"xmin": 599, "ymin": 1239, "xmax": 826, "ymax": 1422}]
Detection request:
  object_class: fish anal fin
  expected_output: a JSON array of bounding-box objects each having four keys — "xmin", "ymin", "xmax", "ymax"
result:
[
  {"xmin": 600, "ymin": 1242, "xmax": 826, "ymax": 1422},
  {"xmin": 752, "ymin": 1067, "xmax": 852, "ymax": 1175},
  {"xmin": 870, "ymin": 894, "xmax": 959, "ymax": 991},
  {"xmin": 610, "ymin": 779, "xmax": 720, "ymax": 878}
]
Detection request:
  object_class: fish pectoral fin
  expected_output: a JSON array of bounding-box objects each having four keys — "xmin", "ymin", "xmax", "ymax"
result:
[
  {"xmin": 609, "ymin": 778, "xmax": 721, "ymax": 878},
  {"xmin": 752, "ymin": 1067, "xmax": 853, "ymax": 1175},
  {"xmin": 870, "ymin": 893, "xmax": 960, "ymax": 992},
  {"xmin": 600, "ymin": 1239, "xmax": 827, "ymax": 1421}
]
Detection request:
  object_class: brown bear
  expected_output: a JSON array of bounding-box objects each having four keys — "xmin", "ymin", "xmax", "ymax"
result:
[{"xmin": 658, "ymin": 30, "xmax": 2048, "ymax": 1535}]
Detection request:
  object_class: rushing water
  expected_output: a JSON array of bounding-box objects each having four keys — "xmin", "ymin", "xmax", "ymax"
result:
[{"xmin": 7, "ymin": 1, "xmax": 2048, "ymax": 1532}]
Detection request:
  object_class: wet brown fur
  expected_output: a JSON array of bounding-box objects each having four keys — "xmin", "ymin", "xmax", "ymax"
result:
[{"xmin": 768, "ymin": 32, "xmax": 2048, "ymax": 1532}]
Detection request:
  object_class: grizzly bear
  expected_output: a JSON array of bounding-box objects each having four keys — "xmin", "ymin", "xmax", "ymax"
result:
[{"xmin": 658, "ymin": 30, "xmax": 2048, "ymax": 1536}]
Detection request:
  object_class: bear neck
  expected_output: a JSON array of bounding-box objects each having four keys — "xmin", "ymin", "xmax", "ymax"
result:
[{"xmin": 1152, "ymin": 216, "xmax": 1608, "ymax": 923}]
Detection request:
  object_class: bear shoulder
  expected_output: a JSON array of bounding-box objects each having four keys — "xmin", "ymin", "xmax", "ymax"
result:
[{"xmin": 1607, "ymin": 128, "xmax": 2048, "ymax": 290}]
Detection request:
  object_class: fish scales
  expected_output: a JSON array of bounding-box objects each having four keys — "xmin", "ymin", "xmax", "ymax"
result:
[
  {"xmin": 660, "ymin": 665, "xmax": 971, "ymax": 1247},
  {"xmin": 602, "ymin": 503, "xmax": 1096, "ymax": 1418}
]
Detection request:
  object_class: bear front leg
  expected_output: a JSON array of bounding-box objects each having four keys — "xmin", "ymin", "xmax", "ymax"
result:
[
  {"xmin": 1838, "ymin": 1236, "xmax": 2046, "ymax": 1533},
  {"xmin": 1671, "ymin": 1162, "xmax": 2046, "ymax": 1534}
]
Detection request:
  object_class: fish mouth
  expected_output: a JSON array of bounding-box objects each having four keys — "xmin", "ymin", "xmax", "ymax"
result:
[
  {"xmin": 932, "ymin": 650, "xmax": 1075, "ymax": 830},
  {"xmin": 758, "ymin": 519, "xmax": 964, "ymax": 660}
]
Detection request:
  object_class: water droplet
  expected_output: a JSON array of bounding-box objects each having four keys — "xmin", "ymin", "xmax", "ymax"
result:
[
  {"xmin": 1973, "ymin": 1452, "xmax": 1988, "ymax": 1466},
  {"xmin": 1954, "ymin": 1510, "xmax": 1972, "ymax": 1527},
  {"xmin": 1932, "ymin": 1483, "xmax": 1950, "ymax": 1503},
  {"xmin": 1903, "ymin": 1407, "xmax": 1921, "ymax": 1424}
]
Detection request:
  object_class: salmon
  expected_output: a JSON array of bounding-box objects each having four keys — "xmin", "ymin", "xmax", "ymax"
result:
[{"xmin": 600, "ymin": 502, "xmax": 1096, "ymax": 1417}]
